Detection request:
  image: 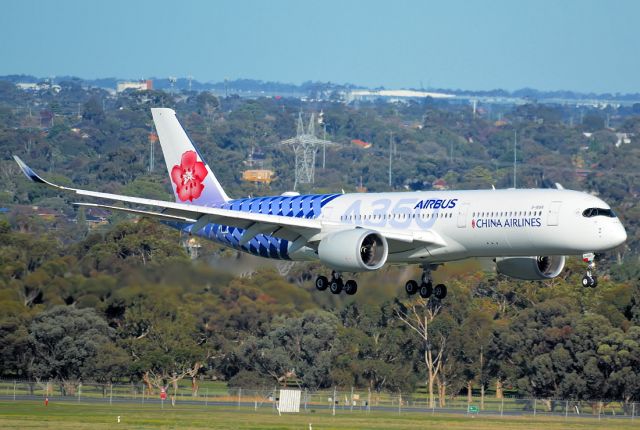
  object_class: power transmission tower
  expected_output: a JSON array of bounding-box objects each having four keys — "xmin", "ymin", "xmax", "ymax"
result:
[{"xmin": 281, "ymin": 112, "xmax": 336, "ymax": 190}]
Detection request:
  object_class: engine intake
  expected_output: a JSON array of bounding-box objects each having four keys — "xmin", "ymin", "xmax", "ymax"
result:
[
  {"xmin": 317, "ymin": 229, "xmax": 388, "ymax": 272},
  {"xmin": 495, "ymin": 256, "xmax": 565, "ymax": 280}
]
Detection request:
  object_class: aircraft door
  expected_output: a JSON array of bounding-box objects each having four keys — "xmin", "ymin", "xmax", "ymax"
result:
[
  {"xmin": 457, "ymin": 203, "xmax": 470, "ymax": 228},
  {"xmin": 547, "ymin": 201, "xmax": 562, "ymax": 226}
]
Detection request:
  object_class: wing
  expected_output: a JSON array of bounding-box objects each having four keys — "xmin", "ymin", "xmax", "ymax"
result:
[
  {"xmin": 13, "ymin": 156, "xmax": 321, "ymax": 246},
  {"xmin": 14, "ymin": 156, "xmax": 447, "ymax": 251}
]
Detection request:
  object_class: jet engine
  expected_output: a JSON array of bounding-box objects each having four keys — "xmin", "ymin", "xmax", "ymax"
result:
[
  {"xmin": 495, "ymin": 256, "xmax": 565, "ymax": 280},
  {"xmin": 317, "ymin": 229, "xmax": 388, "ymax": 272}
]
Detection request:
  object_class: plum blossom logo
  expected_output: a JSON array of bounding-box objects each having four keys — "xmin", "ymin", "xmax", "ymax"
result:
[
  {"xmin": 171, "ymin": 150, "xmax": 208, "ymax": 202},
  {"xmin": 471, "ymin": 219, "xmax": 476, "ymax": 229}
]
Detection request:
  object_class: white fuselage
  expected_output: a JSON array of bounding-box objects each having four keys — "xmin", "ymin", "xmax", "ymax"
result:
[{"xmin": 302, "ymin": 188, "xmax": 626, "ymax": 264}]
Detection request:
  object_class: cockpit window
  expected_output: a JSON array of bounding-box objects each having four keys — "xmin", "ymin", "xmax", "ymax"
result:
[{"xmin": 582, "ymin": 208, "xmax": 616, "ymax": 218}]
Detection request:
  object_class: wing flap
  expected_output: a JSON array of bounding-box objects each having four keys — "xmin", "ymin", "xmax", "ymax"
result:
[{"xmin": 73, "ymin": 203, "xmax": 198, "ymax": 223}]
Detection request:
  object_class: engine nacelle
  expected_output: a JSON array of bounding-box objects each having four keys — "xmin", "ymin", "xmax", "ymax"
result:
[
  {"xmin": 495, "ymin": 256, "xmax": 565, "ymax": 280},
  {"xmin": 317, "ymin": 229, "xmax": 388, "ymax": 272}
]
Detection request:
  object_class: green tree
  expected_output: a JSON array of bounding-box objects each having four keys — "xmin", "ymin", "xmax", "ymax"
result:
[{"xmin": 28, "ymin": 306, "xmax": 115, "ymax": 394}]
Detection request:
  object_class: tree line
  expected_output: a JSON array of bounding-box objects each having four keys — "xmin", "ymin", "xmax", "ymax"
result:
[
  {"xmin": 0, "ymin": 80, "xmax": 639, "ymax": 409},
  {"xmin": 0, "ymin": 217, "xmax": 638, "ymax": 411}
]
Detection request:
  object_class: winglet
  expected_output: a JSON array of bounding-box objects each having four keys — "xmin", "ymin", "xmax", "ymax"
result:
[
  {"xmin": 12, "ymin": 155, "xmax": 67, "ymax": 189},
  {"xmin": 13, "ymin": 155, "xmax": 48, "ymax": 184}
]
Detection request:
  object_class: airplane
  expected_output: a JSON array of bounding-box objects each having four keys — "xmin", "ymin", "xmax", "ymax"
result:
[{"xmin": 13, "ymin": 108, "xmax": 627, "ymax": 299}]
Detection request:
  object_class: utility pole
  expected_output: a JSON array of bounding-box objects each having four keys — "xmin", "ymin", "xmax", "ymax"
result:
[
  {"xmin": 323, "ymin": 124, "xmax": 327, "ymax": 169},
  {"xmin": 388, "ymin": 132, "xmax": 394, "ymax": 188},
  {"xmin": 513, "ymin": 130, "xmax": 517, "ymax": 188}
]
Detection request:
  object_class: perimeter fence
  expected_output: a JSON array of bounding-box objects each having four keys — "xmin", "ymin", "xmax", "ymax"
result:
[{"xmin": 0, "ymin": 378, "xmax": 637, "ymax": 421}]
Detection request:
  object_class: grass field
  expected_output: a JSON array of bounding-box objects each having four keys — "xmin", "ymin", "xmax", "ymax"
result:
[{"xmin": 0, "ymin": 401, "xmax": 638, "ymax": 429}]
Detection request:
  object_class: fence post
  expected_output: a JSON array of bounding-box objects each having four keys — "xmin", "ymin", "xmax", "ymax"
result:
[
  {"xmin": 13, "ymin": 380, "xmax": 16, "ymax": 401},
  {"xmin": 632, "ymin": 402, "xmax": 635, "ymax": 421},
  {"xmin": 142, "ymin": 385, "xmax": 145, "ymax": 405},
  {"xmin": 533, "ymin": 398, "xmax": 537, "ymax": 417},
  {"xmin": 273, "ymin": 386, "xmax": 277, "ymax": 414},
  {"xmin": 332, "ymin": 387, "xmax": 337, "ymax": 416},
  {"xmin": 205, "ymin": 387, "xmax": 208, "ymax": 407},
  {"xmin": 110, "ymin": 383, "xmax": 113, "ymax": 406},
  {"xmin": 238, "ymin": 387, "xmax": 242, "ymax": 409},
  {"xmin": 565, "ymin": 400, "xmax": 568, "ymax": 420},
  {"xmin": 78, "ymin": 382, "xmax": 81, "ymax": 402},
  {"xmin": 350, "ymin": 386, "xmax": 354, "ymax": 412},
  {"xmin": 500, "ymin": 396, "xmax": 504, "ymax": 417},
  {"xmin": 304, "ymin": 388, "xmax": 308, "ymax": 412},
  {"xmin": 367, "ymin": 387, "xmax": 371, "ymax": 414}
]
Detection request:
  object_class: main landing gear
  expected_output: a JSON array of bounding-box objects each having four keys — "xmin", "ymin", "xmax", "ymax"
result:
[
  {"xmin": 315, "ymin": 272, "xmax": 358, "ymax": 295},
  {"xmin": 405, "ymin": 265, "xmax": 447, "ymax": 300},
  {"xmin": 581, "ymin": 252, "xmax": 598, "ymax": 288}
]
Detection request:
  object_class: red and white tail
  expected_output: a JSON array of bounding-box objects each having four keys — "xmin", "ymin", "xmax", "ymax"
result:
[{"xmin": 151, "ymin": 108, "xmax": 230, "ymax": 205}]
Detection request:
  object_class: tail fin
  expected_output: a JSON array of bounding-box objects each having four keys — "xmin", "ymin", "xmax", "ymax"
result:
[{"xmin": 151, "ymin": 108, "xmax": 230, "ymax": 205}]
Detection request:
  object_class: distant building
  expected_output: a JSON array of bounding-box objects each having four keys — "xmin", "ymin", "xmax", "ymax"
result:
[
  {"xmin": 347, "ymin": 89, "xmax": 455, "ymax": 103},
  {"xmin": 351, "ymin": 139, "xmax": 372, "ymax": 149},
  {"xmin": 40, "ymin": 110, "xmax": 54, "ymax": 128},
  {"xmin": 615, "ymin": 133, "xmax": 632, "ymax": 148},
  {"xmin": 116, "ymin": 80, "xmax": 153, "ymax": 93},
  {"xmin": 242, "ymin": 169, "xmax": 274, "ymax": 184},
  {"xmin": 16, "ymin": 82, "xmax": 61, "ymax": 93},
  {"xmin": 432, "ymin": 179, "xmax": 448, "ymax": 190}
]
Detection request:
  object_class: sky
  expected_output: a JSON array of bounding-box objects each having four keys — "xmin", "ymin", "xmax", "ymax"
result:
[{"xmin": 1, "ymin": 0, "xmax": 639, "ymax": 94}]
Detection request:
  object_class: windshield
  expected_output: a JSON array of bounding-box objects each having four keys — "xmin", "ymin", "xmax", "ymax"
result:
[{"xmin": 582, "ymin": 207, "xmax": 616, "ymax": 218}]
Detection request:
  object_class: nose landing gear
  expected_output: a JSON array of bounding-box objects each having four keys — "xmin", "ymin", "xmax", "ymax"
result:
[{"xmin": 581, "ymin": 253, "xmax": 598, "ymax": 288}]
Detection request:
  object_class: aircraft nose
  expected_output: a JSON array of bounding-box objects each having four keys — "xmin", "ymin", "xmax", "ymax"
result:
[{"xmin": 611, "ymin": 223, "xmax": 627, "ymax": 248}]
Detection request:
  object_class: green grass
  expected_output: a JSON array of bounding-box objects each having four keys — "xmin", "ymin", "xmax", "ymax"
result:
[{"xmin": 0, "ymin": 401, "xmax": 638, "ymax": 429}]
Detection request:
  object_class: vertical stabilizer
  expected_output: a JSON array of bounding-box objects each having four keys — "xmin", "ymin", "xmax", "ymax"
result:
[{"xmin": 151, "ymin": 108, "xmax": 230, "ymax": 205}]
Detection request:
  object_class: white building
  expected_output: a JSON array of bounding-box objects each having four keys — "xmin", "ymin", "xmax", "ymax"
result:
[
  {"xmin": 347, "ymin": 89, "xmax": 455, "ymax": 103},
  {"xmin": 116, "ymin": 80, "xmax": 153, "ymax": 93}
]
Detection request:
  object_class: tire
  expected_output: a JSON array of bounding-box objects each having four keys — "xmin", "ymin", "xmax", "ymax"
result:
[
  {"xmin": 434, "ymin": 284, "xmax": 447, "ymax": 299},
  {"xmin": 590, "ymin": 276, "xmax": 598, "ymax": 288},
  {"xmin": 419, "ymin": 282, "xmax": 433, "ymax": 299},
  {"xmin": 405, "ymin": 280, "xmax": 418, "ymax": 295},
  {"xmin": 582, "ymin": 275, "xmax": 595, "ymax": 288},
  {"xmin": 330, "ymin": 278, "xmax": 343, "ymax": 294},
  {"xmin": 345, "ymin": 280, "xmax": 358, "ymax": 295},
  {"xmin": 315, "ymin": 275, "xmax": 328, "ymax": 291}
]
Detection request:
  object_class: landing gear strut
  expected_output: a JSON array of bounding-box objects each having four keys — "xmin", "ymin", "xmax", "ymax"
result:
[
  {"xmin": 581, "ymin": 253, "xmax": 598, "ymax": 288},
  {"xmin": 405, "ymin": 265, "xmax": 447, "ymax": 300},
  {"xmin": 315, "ymin": 271, "xmax": 358, "ymax": 295}
]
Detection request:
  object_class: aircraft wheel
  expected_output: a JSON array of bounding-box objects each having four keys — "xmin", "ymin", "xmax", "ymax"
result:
[
  {"xmin": 329, "ymin": 278, "xmax": 343, "ymax": 294},
  {"xmin": 315, "ymin": 275, "xmax": 329, "ymax": 291},
  {"xmin": 345, "ymin": 280, "xmax": 358, "ymax": 295},
  {"xmin": 582, "ymin": 275, "xmax": 597, "ymax": 288},
  {"xmin": 434, "ymin": 284, "xmax": 447, "ymax": 299},
  {"xmin": 419, "ymin": 281, "xmax": 433, "ymax": 299},
  {"xmin": 405, "ymin": 280, "xmax": 418, "ymax": 295}
]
